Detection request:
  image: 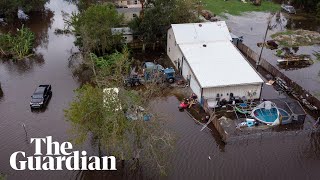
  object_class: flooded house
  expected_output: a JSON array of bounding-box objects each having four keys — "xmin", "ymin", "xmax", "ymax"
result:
[
  {"xmin": 115, "ymin": 0, "xmax": 142, "ymax": 8},
  {"xmin": 111, "ymin": 27, "xmax": 133, "ymax": 43},
  {"xmin": 166, "ymin": 21, "xmax": 264, "ymax": 108},
  {"xmin": 117, "ymin": 7, "xmax": 141, "ymax": 23}
]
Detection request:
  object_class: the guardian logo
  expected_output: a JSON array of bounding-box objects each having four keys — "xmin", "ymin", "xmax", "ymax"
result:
[{"xmin": 10, "ymin": 136, "xmax": 116, "ymax": 170}]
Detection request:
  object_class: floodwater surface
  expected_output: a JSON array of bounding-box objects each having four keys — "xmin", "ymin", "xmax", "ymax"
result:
[
  {"xmin": 0, "ymin": 1, "xmax": 320, "ymax": 180},
  {"xmin": 226, "ymin": 12, "xmax": 320, "ymax": 95}
]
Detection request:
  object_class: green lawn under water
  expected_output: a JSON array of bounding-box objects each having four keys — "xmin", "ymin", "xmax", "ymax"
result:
[{"xmin": 202, "ymin": 0, "xmax": 281, "ymax": 16}]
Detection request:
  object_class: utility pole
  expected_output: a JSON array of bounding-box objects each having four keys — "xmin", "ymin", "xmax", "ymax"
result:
[
  {"xmin": 256, "ymin": 12, "xmax": 277, "ymax": 69},
  {"xmin": 197, "ymin": 1, "xmax": 202, "ymax": 18}
]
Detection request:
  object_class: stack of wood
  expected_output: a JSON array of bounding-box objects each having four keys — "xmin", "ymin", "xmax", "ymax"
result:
[{"xmin": 252, "ymin": 0, "xmax": 261, "ymax": 6}]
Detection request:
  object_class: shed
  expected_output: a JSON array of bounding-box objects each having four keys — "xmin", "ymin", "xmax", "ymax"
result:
[
  {"xmin": 166, "ymin": 22, "xmax": 264, "ymax": 108},
  {"xmin": 111, "ymin": 27, "xmax": 133, "ymax": 43}
]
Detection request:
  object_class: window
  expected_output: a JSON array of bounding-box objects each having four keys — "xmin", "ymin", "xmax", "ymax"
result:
[
  {"xmin": 175, "ymin": 41, "xmax": 177, "ymax": 46},
  {"xmin": 133, "ymin": 13, "xmax": 137, "ymax": 17},
  {"xmin": 134, "ymin": 0, "xmax": 137, "ymax": 4},
  {"xmin": 169, "ymin": 34, "xmax": 171, "ymax": 39},
  {"xmin": 168, "ymin": 48, "xmax": 170, "ymax": 52}
]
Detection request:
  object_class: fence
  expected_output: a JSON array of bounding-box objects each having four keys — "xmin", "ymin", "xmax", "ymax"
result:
[
  {"xmin": 237, "ymin": 42, "xmax": 320, "ymax": 110},
  {"xmin": 203, "ymin": 99, "xmax": 228, "ymax": 142}
]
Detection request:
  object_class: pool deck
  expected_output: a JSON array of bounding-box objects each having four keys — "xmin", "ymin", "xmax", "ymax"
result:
[{"xmin": 210, "ymin": 96, "xmax": 315, "ymax": 143}]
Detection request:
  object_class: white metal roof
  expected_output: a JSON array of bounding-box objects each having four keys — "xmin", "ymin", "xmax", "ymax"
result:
[
  {"xmin": 179, "ymin": 41, "xmax": 264, "ymax": 88},
  {"xmin": 171, "ymin": 21, "xmax": 232, "ymax": 44}
]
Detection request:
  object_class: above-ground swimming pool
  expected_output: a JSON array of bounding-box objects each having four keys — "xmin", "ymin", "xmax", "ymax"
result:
[
  {"xmin": 252, "ymin": 108, "xmax": 291, "ymax": 125},
  {"xmin": 253, "ymin": 107, "xmax": 278, "ymax": 124}
]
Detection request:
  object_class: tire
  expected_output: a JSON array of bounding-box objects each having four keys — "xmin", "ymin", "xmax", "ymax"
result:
[{"xmin": 168, "ymin": 78, "xmax": 174, "ymax": 83}]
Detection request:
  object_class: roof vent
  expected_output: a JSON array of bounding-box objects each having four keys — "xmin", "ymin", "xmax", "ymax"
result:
[
  {"xmin": 203, "ymin": 44, "xmax": 207, "ymax": 47},
  {"xmin": 199, "ymin": 24, "xmax": 202, "ymax": 27}
]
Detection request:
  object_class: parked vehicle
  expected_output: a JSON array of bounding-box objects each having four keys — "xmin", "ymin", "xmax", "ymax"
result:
[
  {"xmin": 30, "ymin": 85, "xmax": 52, "ymax": 109},
  {"xmin": 281, "ymin": 4, "xmax": 296, "ymax": 14},
  {"xmin": 124, "ymin": 75, "xmax": 142, "ymax": 87},
  {"xmin": 142, "ymin": 62, "xmax": 164, "ymax": 72},
  {"xmin": 163, "ymin": 68, "xmax": 175, "ymax": 83}
]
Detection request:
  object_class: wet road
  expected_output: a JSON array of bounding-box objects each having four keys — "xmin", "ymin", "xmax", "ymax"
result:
[{"xmin": 0, "ymin": 1, "xmax": 320, "ymax": 180}]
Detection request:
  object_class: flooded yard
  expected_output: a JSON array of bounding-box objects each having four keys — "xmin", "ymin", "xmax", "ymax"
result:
[
  {"xmin": 226, "ymin": 12, "xmax": 320, "ymax": 95},
  {"xmin": 0, "ymin": 1, "xmax": 320, "ymax": 180}
]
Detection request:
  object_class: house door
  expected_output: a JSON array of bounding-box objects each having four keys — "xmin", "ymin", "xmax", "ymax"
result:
[{"xmin": 177, "ymin": 59, "xmax": 182, "ymax": 75}]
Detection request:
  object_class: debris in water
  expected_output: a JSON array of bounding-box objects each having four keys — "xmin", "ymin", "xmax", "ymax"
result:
[
  {"xmin": 17, "ymin": 9, "xmax": 29, "ymax": 20},
  {"xmin": 271, "ymin": 30, "xmax": 320, "ymax": 47}
]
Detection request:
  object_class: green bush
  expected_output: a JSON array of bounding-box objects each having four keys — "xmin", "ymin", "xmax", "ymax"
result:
[{"xmin": 0, "ymin": 25, "xmax": 35, "ymax": 59}]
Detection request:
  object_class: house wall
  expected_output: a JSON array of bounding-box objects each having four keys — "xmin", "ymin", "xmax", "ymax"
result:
[
  {"xmin": 167, "ymin": 28, "xmax": 183, "ymax": 71},
  {"xmin": 122, "ymin": 11, "xmax": 140, "ymax": 23},
  {"xmin": 127, "ymin": 0, "xmax": 142, "ymax": 7},
  {"xmin": 181, "ymin": 59, "xmax": 202, "ymax": 100},
  {"xmin": 123, "ymin": 34, "xmax": 133, "ymax": 43},
  {"xmin": 202, "ymin": 83, "xmax": 262, "ymax": 101},
  {"xmin": 116, "ymin": 0, "xmax": 142, "ymax": 8},
  {"xmin": 116, "ymin": 1, "xmax": 128, "ymax": 7}
]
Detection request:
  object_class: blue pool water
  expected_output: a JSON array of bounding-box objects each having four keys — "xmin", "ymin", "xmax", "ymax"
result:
[
  {"xmin": 279, "ymin": 109, "xmax": 290, "ymax": 121},
  {"xmin": 253, "ymin": 108, "xmax": 278, "ymax": 123}
]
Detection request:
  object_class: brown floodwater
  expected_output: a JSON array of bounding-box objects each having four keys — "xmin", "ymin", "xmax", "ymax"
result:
[{"xmin": 0, "ymin": 1, "xmax": 320, "ymax": 180}]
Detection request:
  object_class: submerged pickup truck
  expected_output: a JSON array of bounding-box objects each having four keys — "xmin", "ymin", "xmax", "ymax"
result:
[{"xmin": 30, "ymin": 85, "xmax": 52, "ymax": 109}]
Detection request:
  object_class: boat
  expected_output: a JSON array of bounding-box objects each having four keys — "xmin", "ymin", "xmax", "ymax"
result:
[
  {"xmin": 277, "ymin": 56, "xmax": 312, "ymax": 64},
  {"xmin": 234, "ymin": 102, "xmax": 256, "ymax": 114},
  {"xmin": 281, "ymin": 4, "xmax": 296, "ymax": 14},
  {"xmin": 251, "ymin": 101, "xmax": 292, "ymax": 125}
]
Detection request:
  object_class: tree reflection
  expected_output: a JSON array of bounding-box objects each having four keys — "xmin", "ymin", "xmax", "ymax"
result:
[
  {"xmin": 26, "ymin": 10, "xmax": 54, "ymax": 49},
  {"xmin": 0, "ymin": 53, "xmax": 44, "ymax": 75},
  {"xmin": 0, "ymin": 82, "xmax": 3, "ymax": 99},
  {"xmin": 0, "ymin": 9, "xmax": 54, "ymax": 50}
]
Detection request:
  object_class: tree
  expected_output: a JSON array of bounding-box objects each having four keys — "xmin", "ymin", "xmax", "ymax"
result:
[
  {"xmin": 65, "ymin": 0, "xmax": 114, "ymax": 11},
  {"xmin": 65, "ymin": 47, "xmax": 174, "ymax": 176},
  {"xmin": 317, "ymin": 2, "xmax": 320, "ymax": 18},
  {"xmin": 129, "ymin": 0, "xmax": 198, "ymax": 44},
  {"xmin": 290, "ymin": 0, "xmax": 320, "ymax": 12},
  {"xmin": 70, "ymin": 3, "xmax": 124, "ymax": 54},
  {"xmin": 0, "ymin": 25, "xmax": 35, "ymax": 59},
  {"xmin": 252, "ymin": 0, "xmax": 262, "ymax": 6},
  {"xmin": 0, "ymin": 0, "xmax": 49, "ymax": 19}
]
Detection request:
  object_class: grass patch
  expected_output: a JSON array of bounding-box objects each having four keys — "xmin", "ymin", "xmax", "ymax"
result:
[
  {"xmin": 202, "ymin": 0, "xmax": 281, "ymax": 16},
  {"xmin": 270, "ymin": 30, "xmax": 295, "ymax": 39},
  {"xmin": 271, "ymin": 29, "xmax": 320, "ymax": 47}
]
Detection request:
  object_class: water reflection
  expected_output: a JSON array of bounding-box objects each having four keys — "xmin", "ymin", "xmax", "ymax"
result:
[
  {"xmin": 0, "ymin": 9, "xmax": 54, "ymax": 75},
  {"xmin": 27, "ymin": 10, "xmax": 54, "ymax": 49},
  {"xmin": 305, "ymin": 131, "xmax": 320, "ymax": 159},
  {"xmin": 0, "ymin": 54, "xmax": 44, "ymax": 75},
  {"xmin": 0, "ymin": 83, "xmax": 3, "ymax": 99}
]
